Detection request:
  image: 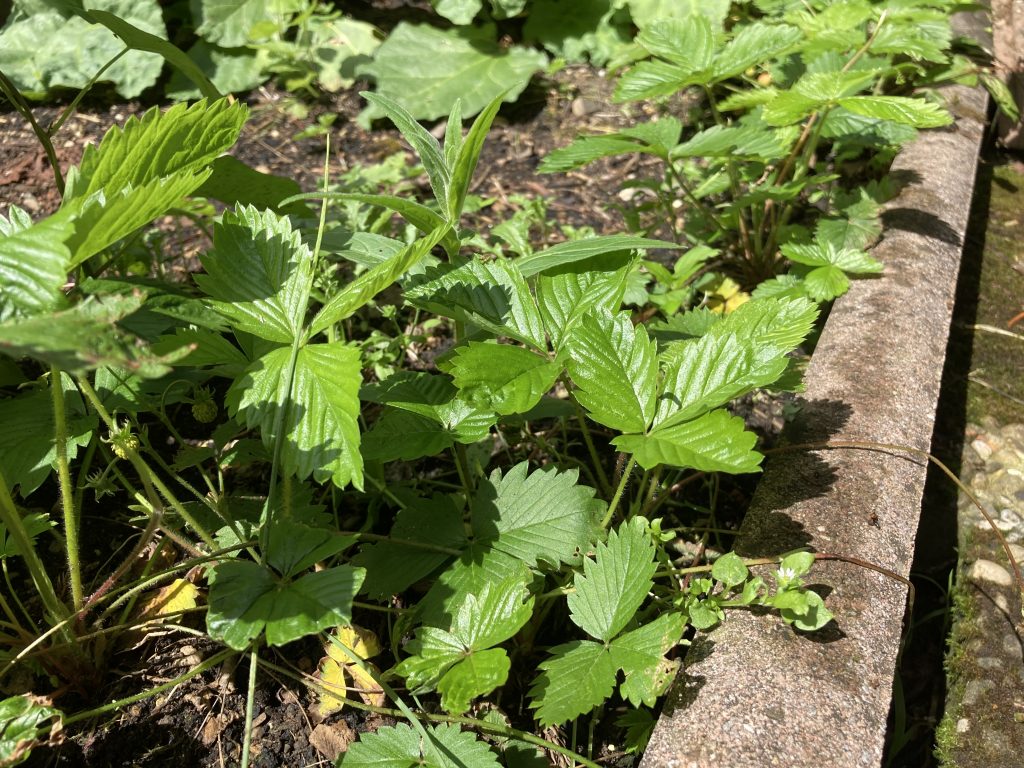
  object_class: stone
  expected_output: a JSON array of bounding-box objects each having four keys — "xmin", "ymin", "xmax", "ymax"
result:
[
  {"xmin": 963, "ymin": 679, "xmax": 995, "ymax": 706},
  {"xmin": 972, "ymin": 438, "xmax": 995, "ymax": 461},
  {"xmin": 968, "ymin": 559, "xmax": 1014, "ymax": 587}
]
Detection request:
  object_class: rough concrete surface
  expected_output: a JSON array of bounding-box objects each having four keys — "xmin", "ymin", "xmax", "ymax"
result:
[{"xmin": 641, "ymin": 20, "xmax": 989, "ymax": 768}]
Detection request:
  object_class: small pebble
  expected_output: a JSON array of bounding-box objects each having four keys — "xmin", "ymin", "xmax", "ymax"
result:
[
  {"xmin": 963, "ymin": 678, "xmax": 994, "ymax": 706},
  {"xmin": 957, "ymin": 717, "xmax": 971, "ymax": 734},
  {"xmin": 971, "ymin": 438, "xmax": 994, "ymax": 461},
  {"xmin": 969, "ymin": 559, "xmax": 1014, "ymax": 587}
]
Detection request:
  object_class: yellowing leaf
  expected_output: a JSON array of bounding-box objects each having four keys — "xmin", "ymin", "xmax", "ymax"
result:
[
  {"xmin": 705, "ymin": 277, "xmax": 750, "ymax": 314},
  {"xmin": 316, "ymin": 657, "xmax": 349, "ymax": 718},
  {"xmin": 136, "ymin": 579, "xmax": 199, "ymax": 623},
  {"xmin": 327, "ymin": 625, "xmax": 381, "ymax": 665}
]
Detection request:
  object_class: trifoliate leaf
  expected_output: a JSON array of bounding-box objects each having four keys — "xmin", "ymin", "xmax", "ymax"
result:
[
  {"xmin": 197, "ymin": 206, "xmax": 312, "ymax": 344},
  {"xmin": 614, "ymin": 410, "xmax": 763, "ymax": 473},
  {"xmin": 405, "ymin": 258, "xmax": 546, "ymax": 349},
  {"xmin": 568, "ymin": 517, "xmax": 656, "ymax": 642},
  {"xmin": 341, "ymin": 723, "xmax": 501, "ymax": 768},
  {"xmin": 397, "ymin": 576, "xmax": 532, "ymax": 713},
  {"xmin": 417, "ymin": 547, "xmax": 528, "ymax": 628},
  {"xmin": 471, "ymin": 462, "xmax": 604, "ymax": 568},
  {"xmin": 566, "ymin": 310, "xmax": 658, "ymax": 434},
  {"xmin": 538, "ymin": 136, "xmax": 647, "ymax": 173},
  {"xmin": 614, "ymin": 60, "xmax": 692, "ymax": 102},
  {"xmin": 448, "ymin": 342, "xmax": 560, "ymax": 415},
  {"xmin": 227, "ymin": 342, "xmax": 363, "ymax": 489},
  {"xmin": 529, "ymin": 640, "xmax": 617, "ymax": 726},
  {"xmin": 206, "ymin": 559, "xmax": 364, "ymax": 649},
  {"xmin": 670, "ymin": 124, "xmax": 793, "ymax": 160}
]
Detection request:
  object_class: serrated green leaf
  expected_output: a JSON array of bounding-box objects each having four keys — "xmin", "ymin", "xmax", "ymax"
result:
[
  {"xmin": 0, "ymin": 383, "xmax": 94, "ymax": 498},
  {"xmin": 448, "ymin": 91, "xmax": 504, "ymax": 221},
  {"xmin": 529, "ymin": 640, "xmax": 616, "ymax": 726},
  {"xmin": 360, "ymin": 409, "xmax": 456, "ymax": 462},
  {"xmin": 0, "ymin": 510, "xmax": 53, "ymax": 559},
  {"xmin": 264, "ymin": 521, "xmax": 355, "ymax": 578},
  {"xmin": 670, "ymin": 124, "xmax": 792, "ymax": 160},
  {"xmin": 566, "ymin": 310, "xmax": 658, "ymax": 434},
  {"xmin": 523, "ymin": 0, "xmax": 632, "ymax": 66},
  {"xmin": 610, "ymin": 612, "xmax": 685, "ymax": 706},
  {"xmin": 568, "ymin": 517, "xmax": 656, "ymax": 642},
  {"xmin": 615, "ymin": 410, "xmax": 763, "ymax": 473},
  {"xmin": 418, "ymin": 547, "xmax": 528, "ymax": 627},
  {"xmin": 0, "ymin": 210, "xmax": 72, "ymax": 322},
  {"xmin": 517, "ymin": 235, "xmax": 679, "ymax": 277},
  {"xmin": 196, "ymin": 206, "xmax": 311, "ymax": 344},
  {"xmin": 448, "ymin": 342, "xmax": 560, "ymax": 415},
  {"xmin": 361, "ymin": 371, "xmax": 495, "ymax": 443},
  {"xmin": 397, "ymin": 576, "xmax": 532, "ymax": 713},
  {"xmin": 614, "ymin": 59, "xmax": 691, "ymax": 102},
  {"xmin": 781, "ymin": 240, "xmax": 882, "ymax": 273},
  {"xmin": 68, "ymin": 172, "xmax": 210, "ymax": 266},
  {"xmin": 472, "ymin": 462, "xmax": 604, "ymax": 568},
  {"xmin": 71, "ymin": 98, "xmax": 246, "ymax": 201},
  {"xmin": 206, "ymin": 558, "xmax": 364, "ymax": 650},
  {"xmin": 309, "ymin": 228, "xmax": 445, "ymax": 337},
  {"xmin": 405, "ymin": 258, "xmax": 546, "ymax": 349},
  {"xmin": 981, "ymin": 72, "xmax": 1021, "ymax": 123},
  {"xmin": 227, "ymin": 342, "xmax": 363, "ymax": 489},
  {"xmin": 624, "ymin": 0, "xmax": 730, "ymax": 28},
  {"xmin": 836, "ymin": 96, "xmax": 952, "ymax": 128},
  {"xmin": 762, "ymin": 91, "xmax": 822, "ymax": 126},
  {"xmin": 711, "ymin": 22, "xmax": 802, "ymax": 81},
  {"xmin": 536, "ymin": 138, "xmax": 638, "ymax": 176},
  {"xmin": 637, "ymin": 16, "xmax": 715, "ymax": 71},
  {"xmin": 341, "ymin": 723, "xmax": 501, "ymax": 768},
  {"xmin": 0, "ymin": 294, "xmax": 188, "ymax": 377},
  {"xmin": 536, "ymin": 261, "xmax": 632, "ymax": 349},
  {"xmin": 360, "ymin": 23, "xmax": 546, "ymax": 123},
  {"xmin": 363, "ymin": 91, "xmax": 450, "ymax": 209}
]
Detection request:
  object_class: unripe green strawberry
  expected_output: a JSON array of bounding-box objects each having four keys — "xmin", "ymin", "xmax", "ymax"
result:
[
  {"xmin": 191, "ymin": 387, "xmax": 218, "ymax": 423},
  {"xmin": 111, "ymin": 431, "xmax": 139, "ymax": 460}
]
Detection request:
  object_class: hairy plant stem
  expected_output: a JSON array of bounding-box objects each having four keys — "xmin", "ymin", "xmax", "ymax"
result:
[
  {"xmin": 0, "ymin": 472, "xmax": 71, "ymax": 631},
  {"xmin": 241, "ymin": 646, "xmax": 260, "ymax": 768},
  {"xmin": 602, "ymin": 456, "xmax": 637, "ymax": 529},
  {"xmin": 571, "ymin": 398, "xmax": 612, "ymax": 497},
  {"xmin": 62, "ymin": 647, "xmax": 235, "ymax": 726},
  {"xmin": 0, "ymin": 68, "xmax": 65, "ymax": 195},
  {"xmin": 76, "ymin": 376, "xmax": 218, "ymax": 551},
  {"xmin": 50, "ymin": 367, "xmax": 83, "ymax": 610}
]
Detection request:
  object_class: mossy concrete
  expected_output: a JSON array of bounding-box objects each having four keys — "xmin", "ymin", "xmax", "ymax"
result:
[{"xmin": 641, "ymin": 16, "xmax": 989, "ymax": 768}]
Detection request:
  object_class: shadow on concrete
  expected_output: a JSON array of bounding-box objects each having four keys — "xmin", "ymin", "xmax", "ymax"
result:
[{"xmin": 882, "ymin": 206, "xmax": 962, "ymax": 245}]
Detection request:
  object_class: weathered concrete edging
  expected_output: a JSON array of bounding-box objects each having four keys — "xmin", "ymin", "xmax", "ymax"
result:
[{"xmin": 641, "ymin": 18, "xmax": 990, "ymax": 768}]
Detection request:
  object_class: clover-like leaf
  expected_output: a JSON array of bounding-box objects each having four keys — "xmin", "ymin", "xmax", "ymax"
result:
[
  {"xmin": 341, "ymin": 722, "xmax": 501, "ymax": 768},
  {"xmin": 206, "ymin": 559, "xmax": 364, "ymax": 650},
  {"xmin": 529, "ymin": 640, "xmax": 617, "ymax": 727}
]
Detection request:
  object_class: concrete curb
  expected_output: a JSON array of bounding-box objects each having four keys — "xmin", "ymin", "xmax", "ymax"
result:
[{"xmin": 641, "ymin": 17, "xmax": 990, "ymax": 768}]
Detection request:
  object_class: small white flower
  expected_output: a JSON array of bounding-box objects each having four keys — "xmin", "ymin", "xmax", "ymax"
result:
[{"xmin": 776, "ymin": 566, "xmax": 797, "ymax": 583}]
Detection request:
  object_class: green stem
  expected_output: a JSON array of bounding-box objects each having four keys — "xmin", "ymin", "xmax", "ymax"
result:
[
  {"xmin": 571, "ymin": 398, "xmax": 612, "ymax": 498},
  {"xmin": 75, "ymin": 377, "xmax": 218, "ymax": 551},
  {"xmin": 0, "ymin": 68, "xmax": 65, "ymax": 195},
  {"xmin": 63, "ymin": 648, "xmax": 235, "ymax": 726},
  {"xmin": 241, "ymin": 646, "xmax": 260, "ymax": 768},
  {"xmin": 47, "ymin": 48, "xmax": 128, "ymax": 136},
  {"xmin": 0, "ymin": 473, "xmax": 71, "ymax": 632},
  {"xmin": 453, "ymin": 443, "xmax": 475, "ymax": 500},
  {"xmin": 50, "ymin": 368, "xmax": 83, "ymax": 610},
  {"xmin": 602, "ymin": 456, "xmax": 636, "ymax": 529}
]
